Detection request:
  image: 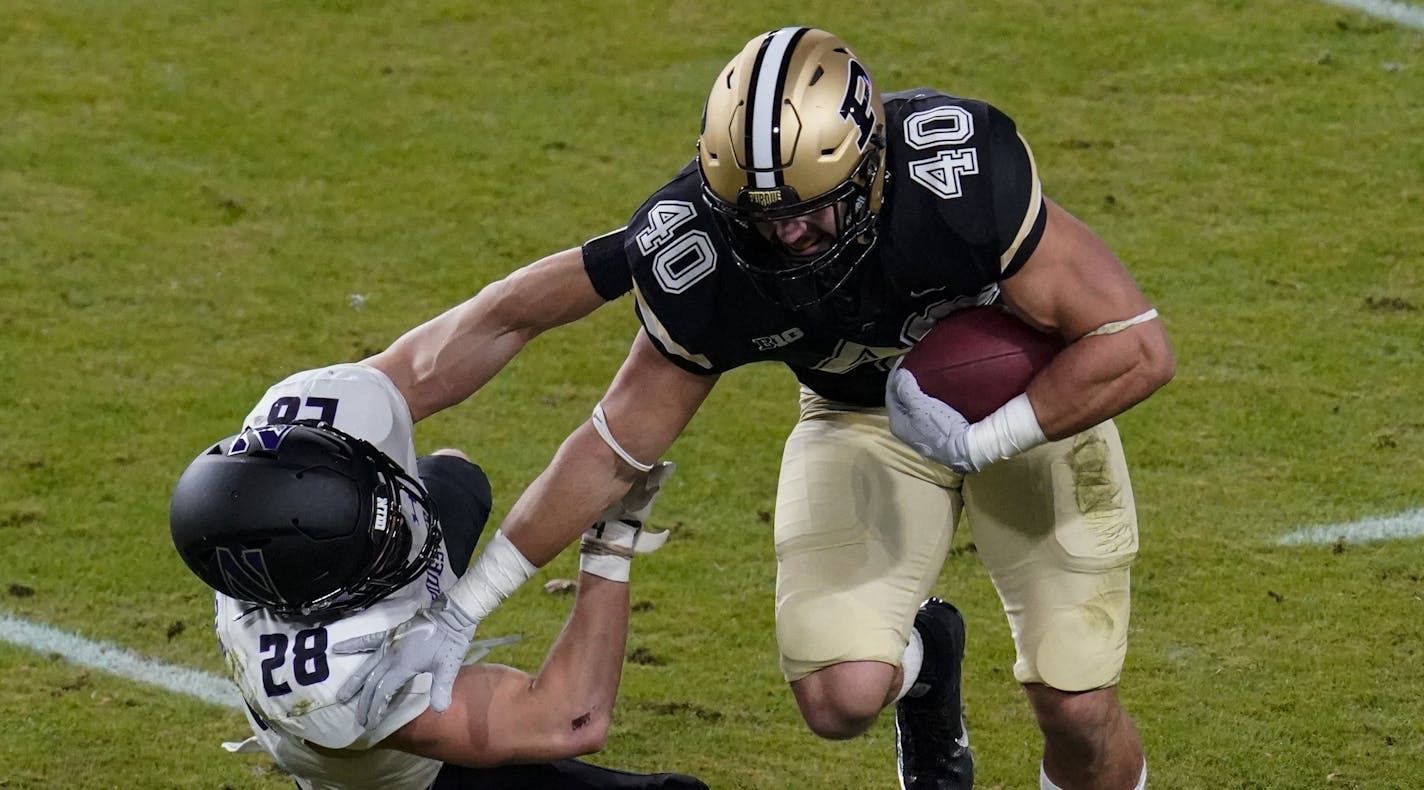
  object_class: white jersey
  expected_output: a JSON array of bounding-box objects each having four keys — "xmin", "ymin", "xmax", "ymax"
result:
[{"xmin": 217, "ymin": 363, "xmax": 456, "ymax": 790}]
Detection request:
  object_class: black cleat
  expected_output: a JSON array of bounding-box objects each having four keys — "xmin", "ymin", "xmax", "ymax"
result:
[{"xmin": 895, "ymin": 597, "xmax": 973, "ymax": 789}]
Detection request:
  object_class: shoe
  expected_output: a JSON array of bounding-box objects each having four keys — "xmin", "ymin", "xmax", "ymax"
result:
[{"xmin": 895, "ymin": 597, "xmax": 973, "ymax": 789}]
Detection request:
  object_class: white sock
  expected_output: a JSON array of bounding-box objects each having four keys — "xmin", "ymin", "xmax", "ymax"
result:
[
  {"xmin": 892, "ymin": 628, "xmax": 924, "ymax": 703},
  {"xmin": 1040, "ymin": 759, "xmax": 1146, "ymax": 790}
]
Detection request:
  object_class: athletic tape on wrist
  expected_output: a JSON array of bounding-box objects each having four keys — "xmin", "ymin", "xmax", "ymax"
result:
[
  {"xmin": 445, "ymin": 531, "xmax": 537, "ymax": 619},
  {"xmin": 580, "ymin": 540, "xmax": 635, "ymax": 559},
  {"xmin": 580, "ymin": 536, "xmax": 632, "ymax": 582},
  {"xmin": 965, "ymin": 393, "xmax": 1047, "ymax": 469},
  {"xmin": 591, "ymin": 404, "xmax": 654, "ymax": 472},
  {"xmin": 579, "ymin": 552, "xmax": 631, "ymax": 583}
]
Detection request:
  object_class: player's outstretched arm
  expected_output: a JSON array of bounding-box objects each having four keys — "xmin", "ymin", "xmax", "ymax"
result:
[
  {"xmin": 364, "ymin": 246, "xmax": 610, "ymax": 423},
  {"xmin": 337, "ymin": 334, "xmax": 716, "ymax": 726},
  {"xmin": 380, "ymin": 466, "xmax": 675, "ymax": 767},
  {"xmin": 999, "ymin": 197, "xmax": 1175, "ymax": 439}
]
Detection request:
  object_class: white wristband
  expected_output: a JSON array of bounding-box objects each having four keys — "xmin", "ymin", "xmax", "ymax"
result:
[
  {"xmin": 579, "ymin": 550, "xmax": 631, "ymax": 583},
  {"xmin": 964, "ymin": 393, "xmax": 1047, "ymax": 470},
  {"xmin": 445, "ymin": 531, "xmax": 537, "ymax": 620}
]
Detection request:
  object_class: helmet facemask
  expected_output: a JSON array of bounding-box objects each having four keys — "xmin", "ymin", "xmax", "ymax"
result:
[
  {"xmin": 704, "ymin": 138, "xmax": 883, "ymax": 310},
  {"xmin": 286, "ymin": 436, "xmax": 441, "ymax": 618}
]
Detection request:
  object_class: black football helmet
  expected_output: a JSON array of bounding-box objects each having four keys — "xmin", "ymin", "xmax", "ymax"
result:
[
  {"xmin": 169, "ymin": 420, "xmax": 441, "ymax": 618},
  {"xmin": 699, "ymin": 27, "xmax": 887, "ymax": 311}
]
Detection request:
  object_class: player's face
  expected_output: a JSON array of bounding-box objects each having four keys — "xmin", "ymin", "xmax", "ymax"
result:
[{"xmin": 756, "ymin": 204, "xmax": 840, "ymax": 259}]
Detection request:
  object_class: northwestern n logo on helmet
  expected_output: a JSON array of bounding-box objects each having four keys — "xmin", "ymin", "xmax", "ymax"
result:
[
  {"xmin": 227, "ymin": 424, "xmax": 295, "ymax": 456},
  {"xmin": 216, "ymin": 546, "xmax": 282, "ymax": 604}
]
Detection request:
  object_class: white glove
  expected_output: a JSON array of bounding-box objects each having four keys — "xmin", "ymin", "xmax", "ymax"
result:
[
  {"xmin": 886, "ymin": 366, "xmax": 981, "ymax": 474},
  {"xmin": 579, "ymin": 461, "xmax": 676, "ymax": 582},
  {"xmin": 886, "ymin": 363, "xmax": 1048, "ymax": 474},
  {"xmin": 333, "ymin": 595, "xmax": 478, "ymax": 728}
]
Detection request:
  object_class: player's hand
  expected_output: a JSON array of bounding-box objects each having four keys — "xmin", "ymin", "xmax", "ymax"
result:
[
  {"xmin": 579, "ymin": 461, "xmax": 676, "ymax": 582},
  {"xmin": 333, "ymin": 595, "xmax": 478, "ymax": 728},
  {"xmin": 886, "ymin": 365, "xmax": 980, "ymax": 474}
]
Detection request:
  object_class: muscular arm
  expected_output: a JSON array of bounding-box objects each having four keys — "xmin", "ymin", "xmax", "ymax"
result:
[
  {"xmin": 499, "ymin": 330, "xmax": 718, "ymax": 565},
  {"xmin": 382, "ymin": 337, "xmax": 714, "ymax": 764},
  {"xmin": 335, "ymin": 326, "xmax": 715, "ymax": 731},
  {"xmin": 1000, "ymin": 198, "xmax": 1175, "ymax": 439},
  {"xmin": 364, "ymin": 247, "xmax": 609, "ymax": 423},
  {"xmin": 382, "ymin": 571, "xmax": 629, "ymax": 766}
]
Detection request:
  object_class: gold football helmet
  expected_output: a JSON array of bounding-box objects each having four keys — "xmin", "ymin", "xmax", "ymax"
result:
[{"xmin": 699, "ymin": 27, "xmax": 886, "ymax": 310}]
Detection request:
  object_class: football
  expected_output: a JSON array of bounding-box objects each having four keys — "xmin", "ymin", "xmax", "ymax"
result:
[{"xmin": 899, "ymin": 306, "xmax": 1064, "ymax": 422}]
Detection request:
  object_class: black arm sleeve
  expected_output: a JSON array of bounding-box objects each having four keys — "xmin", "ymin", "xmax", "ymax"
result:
[{"xmin": 580, "ymin": 228, "xmax": 633, "ymax": 301}]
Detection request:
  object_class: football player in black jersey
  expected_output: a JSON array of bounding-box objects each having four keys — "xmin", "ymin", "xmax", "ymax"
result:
[{"xmin": 345, "ymin": 26, "xmax": 1173, "ymax": 790}]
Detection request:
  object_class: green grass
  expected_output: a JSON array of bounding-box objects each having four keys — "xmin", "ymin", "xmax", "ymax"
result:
[{"xmin": 2, "ymin": 1, "xmax": 1423, "ymax": 787}]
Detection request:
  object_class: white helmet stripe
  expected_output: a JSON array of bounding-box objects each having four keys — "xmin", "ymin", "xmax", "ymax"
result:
[{"xmin": 747, "ymin": 26, "xmax": 808, "ymax": 189}]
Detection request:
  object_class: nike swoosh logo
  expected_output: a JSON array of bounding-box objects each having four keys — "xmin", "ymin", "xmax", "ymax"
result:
[{"xmin": 909, "ymin": 286, "xmax": 948, "ymax": 298}]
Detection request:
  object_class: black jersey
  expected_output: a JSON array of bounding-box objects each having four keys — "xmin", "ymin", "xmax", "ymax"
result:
[{"xmin": 588, "ymin": 90, "xmax": 1046, "ymax": 407}]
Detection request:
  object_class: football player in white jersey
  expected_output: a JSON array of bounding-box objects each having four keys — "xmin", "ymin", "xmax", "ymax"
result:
[{"xmin": 170, "ymin": 319, "xmax": 706, "ymax": 786}]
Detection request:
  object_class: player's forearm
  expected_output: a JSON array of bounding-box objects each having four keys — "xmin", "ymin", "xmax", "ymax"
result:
[
  {"xmin": 363, "ymin": 278, "xmax": 535, "ymax": 422},
  {"xmin": 441, "ymin": 425, "xmax": 639, "ymax": 620},
  {"xmin": 372, "ymin": 303, "xmax": 532, "ymax": 423},
  {"xmin": 443, "ymin": 330, "xmax": 702, "ymax": 618},
  {"xmin": 365, "ymin": 248, "xmax": 607, "ymax": 422},
  {"xmin": 502, "ymin": 423, "xmax": 646, "ymax": 565},
  {"xmin": 445, "ymin": 573, "xmax": 630, "ymax": 766},
  {"xmin": 526, "ymin": 571, "xmax": 632, "ymax": 746},
  {"xmin": 1026, "ymin": 320, "xmax": 1174, "ymax": 439}
]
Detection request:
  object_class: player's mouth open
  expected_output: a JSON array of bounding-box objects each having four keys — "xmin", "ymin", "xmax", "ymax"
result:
[
  {"xmin": 783, "ymin": 235, "xmax": 831, "ymax": 257},
  {"xmin": 758, "ymin": 204, "xmax": 839, "ymax": 259}
]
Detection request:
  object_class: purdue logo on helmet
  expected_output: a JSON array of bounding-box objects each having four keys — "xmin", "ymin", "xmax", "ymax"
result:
[
  {"xmin": 698, "ymin": 27, "xmax": 887, "ymax": 311},
  {"xmin": 169, "ymin": 421, "xmax": 441, "ymax": 618}
]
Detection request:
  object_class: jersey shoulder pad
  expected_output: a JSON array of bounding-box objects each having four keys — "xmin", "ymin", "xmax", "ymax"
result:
[
  {"xmin": 244, "ymin": 364, "xmax": 418, "ymax": 475},
  {"xmin": 882, "ymin": 89, "xmax": 1044, "ymax": 277},
  {"xmin": 624, "ymin": 164, "xmax": 737, "ymax": 373}
]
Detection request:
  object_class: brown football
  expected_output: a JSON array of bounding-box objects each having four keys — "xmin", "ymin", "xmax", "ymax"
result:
[{"xmin": 899, "ymin": 306, "xmax": 1063, "ymax": 422}]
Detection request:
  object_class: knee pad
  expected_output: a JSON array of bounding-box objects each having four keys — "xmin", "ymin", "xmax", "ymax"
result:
[{"xmin": 778, "ymin": 591, "xmax": 905, "ymax": 681}]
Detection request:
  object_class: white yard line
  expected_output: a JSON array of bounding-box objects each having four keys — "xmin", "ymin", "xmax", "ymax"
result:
[
  {"xmin": 0, "ymin": 613, "xmax": 239, "ymax": 710},
  {"xmin": 1279, "ymin": 507, "xmax": 1424, "ymax": 545},
  {"xmin": 1318, "ymin": 0, "xmax": 1424, "ymax": 29}
]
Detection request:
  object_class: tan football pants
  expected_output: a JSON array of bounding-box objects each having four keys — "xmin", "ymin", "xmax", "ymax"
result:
[{"xmin": 774, "ymin": 388, "xmax": 1138, "ymax": 691}]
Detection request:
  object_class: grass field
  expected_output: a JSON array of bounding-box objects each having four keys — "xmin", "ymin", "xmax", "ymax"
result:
[{"xmin": 2, "ymin": 1, "xmax": 1423, "ymax": 788}]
